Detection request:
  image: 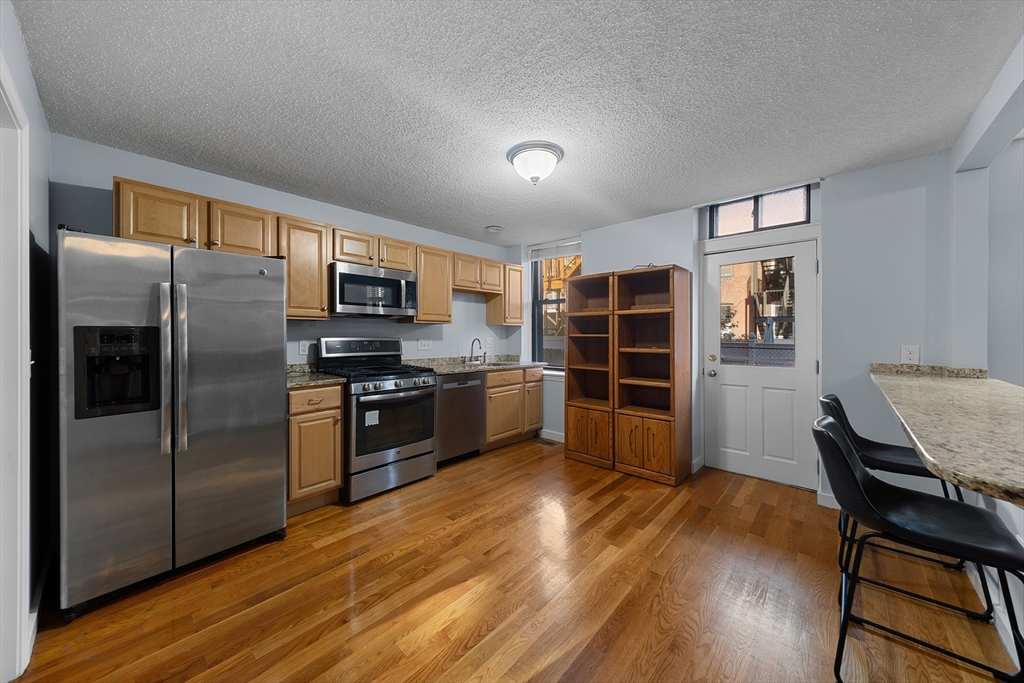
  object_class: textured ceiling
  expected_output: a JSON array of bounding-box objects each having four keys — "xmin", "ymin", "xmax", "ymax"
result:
[{"xmin": 11, "ymin": 0, "xmax": 1024, "ymax": 247}]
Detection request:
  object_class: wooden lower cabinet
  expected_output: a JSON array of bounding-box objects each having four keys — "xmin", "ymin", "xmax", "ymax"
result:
[
  {"xmin": 288, "ymin": 409, "xmax": 343, "ymax": 501},
  {"xmin": 565, "ymin": 406, "xmax": 612, "ymax": 468},
  {"xmin": 614, "ymin": 414, "xmax": 675, "ymax": 482},
  {"xmin": 486, "ymin": 384, "xmax": 523, "ymax": 442},
  {"xmin": 524, "ymin": 381, "xmax": 543, "ymax": 431}
]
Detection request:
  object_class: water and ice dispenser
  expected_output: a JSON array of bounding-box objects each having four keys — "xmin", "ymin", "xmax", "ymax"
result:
[{"xmin": 73, "ymin": 326, "xmax": 160, "ymax": 419}]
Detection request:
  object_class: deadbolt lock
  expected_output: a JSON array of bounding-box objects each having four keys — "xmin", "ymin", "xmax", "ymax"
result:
[{"xmin": 708, "ymin": 354, "xmax": 717, "ymax": 361}]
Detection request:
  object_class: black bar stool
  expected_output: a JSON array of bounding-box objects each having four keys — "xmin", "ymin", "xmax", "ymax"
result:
[
  {"xmin": 812, "ymin": 416, "xmax": 1024, "ymax": 683},
  {"xmin": 820, "ymin": 394, "xmax": 969, "ymax": 576}
]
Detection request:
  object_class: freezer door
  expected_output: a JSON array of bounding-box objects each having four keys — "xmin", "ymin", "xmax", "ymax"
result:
[
  {"xmin": 172, "ymin": 248, "xmax": 287, "ymax": 566},
  {"xmin": 57, "ymin": 232, "xmax": 174, "ymax": 608}
]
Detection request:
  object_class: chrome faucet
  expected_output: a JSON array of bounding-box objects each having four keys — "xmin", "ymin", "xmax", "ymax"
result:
[{"xmin": 469, "ymin": 338, "xmax": 483, "ymax": 364}]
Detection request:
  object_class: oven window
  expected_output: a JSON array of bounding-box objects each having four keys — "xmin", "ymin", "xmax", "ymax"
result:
[
  {"xmin": 354, "ymin": 391, "xmax": 435, "ymax": 455},
  {"xmin": 339, "ymin": 273, "xmax": 400, "ymax": 308}
]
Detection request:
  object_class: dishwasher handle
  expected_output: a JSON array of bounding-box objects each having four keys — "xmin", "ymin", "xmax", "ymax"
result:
[{"xmin": 443, "ymin": 380, "xmax": 481, "ymax": 389}]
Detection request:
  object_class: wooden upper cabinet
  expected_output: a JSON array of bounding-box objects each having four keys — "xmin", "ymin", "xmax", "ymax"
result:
[
  {"xmin": 208, "ymin": 200, "xmax": 276, "ymax": 257},
  {"xmin": 504, "ymin": 265, "xmax": 524, "ymax": 324},
  {"xmin": 378, "ymin": 236, "xmax": 414, "ymax": 272},
  {"xmin": 452, "ymin": 253, "xmax": 481, "ymax": 290},
  {"xmin": 481, "ymin": 260, "xmax": 503, "ymax": 292},
  {"xmin": 114, "ymin": 178, "xmax": 206, "ymax": 247},
  {"xmin": 279, "ymin": 216, "xmax": 330, "ymax": 319},
  {"xmin": 332, "ymin": 227, "xmax": 377, "ymax": 266},
  {"xmin": 415, "ymin": 245, "xmax": 452, "ymax": 323}
]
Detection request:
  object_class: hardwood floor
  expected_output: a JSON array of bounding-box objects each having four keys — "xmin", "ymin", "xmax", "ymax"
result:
[{"xmin": 19, "ymin": 440, "xmax": 1013, "ymax": 682}]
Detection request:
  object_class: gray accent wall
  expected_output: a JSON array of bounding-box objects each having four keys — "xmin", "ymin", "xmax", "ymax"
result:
[{"xmin": 988, "ymin": 139, "xmax": 1024, "ymax": 387}]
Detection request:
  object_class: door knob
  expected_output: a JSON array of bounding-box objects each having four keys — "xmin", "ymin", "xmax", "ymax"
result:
[{"xmin": 707, "ymin": 370, "xmax": 718, "ymax": 377}]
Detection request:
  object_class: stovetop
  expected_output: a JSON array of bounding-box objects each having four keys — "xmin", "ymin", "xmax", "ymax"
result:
[{"xmin": 318, "ymin": 363, "xmax": 434, "ymax": 381}]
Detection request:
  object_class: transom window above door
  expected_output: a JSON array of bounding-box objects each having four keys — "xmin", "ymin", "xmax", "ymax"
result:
[{"xmin": 710, "ymin": 185, "xmax": 810, "ymax": 238}]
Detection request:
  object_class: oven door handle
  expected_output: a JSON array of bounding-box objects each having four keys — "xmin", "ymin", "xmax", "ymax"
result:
[{"xmin": 357, "ymin": 388, "xmax": 435, "ymax": 402}]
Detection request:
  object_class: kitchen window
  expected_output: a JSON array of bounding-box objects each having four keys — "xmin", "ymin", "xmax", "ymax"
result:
[
  {"xmin": 710, "ymin": 185, "xmax": 810, "ymax": 238},
  {"xmin": 529, "ymin": 240, "xmax": 582, "ymax": 369}
]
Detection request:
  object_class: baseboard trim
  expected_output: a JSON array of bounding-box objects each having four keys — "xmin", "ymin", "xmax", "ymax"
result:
[
  {"xmin": 816, "ymin": 491, "xmax": 840, "ymax": 510},
  {"xmin": 539, "ymin": 429, "xmax": 563, "ymax": 443},
  {"xmin": 967, "ymin": 563, "xmax": 1020, "ymax": 668}
]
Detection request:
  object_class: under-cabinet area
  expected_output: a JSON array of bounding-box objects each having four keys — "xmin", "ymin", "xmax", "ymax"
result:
[
  {"xmin": 111, "ymin": 176, "xmax": 524, "ymax": 325},
  {"xmin": 564, "ymin": 265, "xmax": 691, "ymax": 486}
]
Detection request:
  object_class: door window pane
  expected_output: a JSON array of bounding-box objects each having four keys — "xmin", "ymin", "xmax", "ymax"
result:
[
  {"xmin": 760, "ymin": 187, "xmax": 808, "ymax": 228},
  {"xmin": 719, "ymin": 257, "xmax": 795, "ymax": 367}
]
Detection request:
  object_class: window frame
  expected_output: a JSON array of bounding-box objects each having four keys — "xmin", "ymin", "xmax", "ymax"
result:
[
  {"xmin": 710, "ymin": 185, "xmax": 810, "ymax": 239},
  {"xmin": 531, "ymin": 260, "xmax": 568, "ymax": 369}
]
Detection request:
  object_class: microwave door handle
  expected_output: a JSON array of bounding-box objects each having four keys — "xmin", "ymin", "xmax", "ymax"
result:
[
  {"xmin": 175, "ymin": 283, "xmax": 188, "ymax": 452},
  {"xmin": 159, "ymin": 283, "xmax": 173, "ymax": 455}
]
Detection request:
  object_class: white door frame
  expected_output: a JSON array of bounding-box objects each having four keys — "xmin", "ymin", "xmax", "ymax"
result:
[
  {"xmin": 0, "ymin": 52, "xmax": 34, "ymax": 681},
  {"xmin": 697, "ymin": 223, "xmax": 823, "ymax": 487}
]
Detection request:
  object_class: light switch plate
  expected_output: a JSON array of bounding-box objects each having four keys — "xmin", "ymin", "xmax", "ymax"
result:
[
  {"xmin": 299, "ymin": 340, "xmax": 312, "ymax": 356},
  {"xmin": 900, "ymin": 345, "xmax": 920, "ymax": 365},
  {"xmin": 417, "ymin": 339, "xmax": 431, "ymax": 351},
  {"xmin": 485, "ymin": 337, "xmax": 494, "ymax": 348}
]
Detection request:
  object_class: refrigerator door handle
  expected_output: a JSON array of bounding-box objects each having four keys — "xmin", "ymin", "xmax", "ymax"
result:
[
  {"xmin": 159, "ymin": 283, "xmax": 173, "ymax": 455},
  {"xmin": 175, "ymin": 283, "xmax": 189, "ymax": 452}
]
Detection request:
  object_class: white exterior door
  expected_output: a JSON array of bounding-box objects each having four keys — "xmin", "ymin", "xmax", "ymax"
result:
[{"xmin": 703, "ymin": 240, "xmax": 818, "ymax": 489}]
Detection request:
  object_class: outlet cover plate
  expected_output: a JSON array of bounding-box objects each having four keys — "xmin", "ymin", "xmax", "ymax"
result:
[
  {"xmin": 485, "ymin": 337, "xmax": 494, "ymax": 348},
  {"xmin": 299, "ymin": 340, "xmax": 312, "ymax": 355},
  {"xmin": 900, "ymin": 345, "xmax": 920, "ymax": 365},
  {"xmin": 417, "ymin": 339, "xmax": 431, "ymax": 351}
]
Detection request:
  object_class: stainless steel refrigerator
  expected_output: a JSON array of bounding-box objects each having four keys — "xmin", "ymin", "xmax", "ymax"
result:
[{"xmin": 56, "ymin": 230, "xmax": 287, "ymax": 613}]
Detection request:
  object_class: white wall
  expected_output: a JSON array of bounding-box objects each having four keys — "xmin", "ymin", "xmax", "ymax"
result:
[
  {"xmin": 48, "ymin": 134, "xmax": 524, "ymax": 365},
  {"xmin": 0, "ymin": 1, "xmax": 49, "ymax": 679},
  {"xmin": 988, "ymin": 138, "xmax": 1024, "ymax": 387}
]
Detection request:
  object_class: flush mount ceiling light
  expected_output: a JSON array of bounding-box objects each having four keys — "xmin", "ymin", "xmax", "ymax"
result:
[
  {"xmin": 484, "ymin": 225, "xmax": 503, "ymax": 234},
  {"xmin": 506, "ymin": 141, "xmax": 564, "ymax": 185}
]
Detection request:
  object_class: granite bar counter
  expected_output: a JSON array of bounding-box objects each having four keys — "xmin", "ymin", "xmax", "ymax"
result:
[
  {"xmin": 870, "ymin": 363, "xmax": 1024, "ymax": 505},
  {"xmin": 414, "ymin": 356, "xmax": 547, "ymax": 376}
]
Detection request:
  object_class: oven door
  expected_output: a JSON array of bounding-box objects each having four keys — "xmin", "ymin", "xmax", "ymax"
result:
[
  {"xmin": 348, "ymin": 387, "xmax": 435, "ymax": 473},
  {"xmin": 331, "ymin": 261, "xmax": 417, "ymax": 317}
]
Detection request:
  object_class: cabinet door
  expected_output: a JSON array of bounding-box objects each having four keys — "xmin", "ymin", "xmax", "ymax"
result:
[
  {"xmin": 524, "ymin": 381, "xmax": 544, "ymax": 431},
  {"xmin": 115, "ymin": 178, "xmax": 205, "ymax": 247},
  {"xmin": 566, "ymin": 406, "xmax": 589, "ymax": 454},
  {"xmin": 332, "ymin": 227, "xmax": 377, "ymax": 266},
  {"xmin": 588, "ymin": 410, "xmax": 612, "ymax": 462},
  {"xmin": 288, "ymin": 409, "xmax": 342, "ymax": 501},
  {"xmin": 504, "ymin": 264, "xmax": 524, "ymax": 324},
  {"xmin": 279, "ymin": 216, "xmax": 330, "ymax": 319},
  {"xmin": 487, "ymin": 384, "xmax": 524, "ymax": 443},
  {"xmin": 644, "ymin": 419, "xmax": 674, "ymax": 476},
  {"xmin": 379, "ymin": 237, "xmax": 414, "ymax": 272},
  {"xmin": 209, "ymin": 200, "xmax": 275, "ymax": 256},
  {"xmin": 481, "ymin": 260, "xmax": 503, "ymax": 292},
  {"xmin": 452, "ymin": 253, "xmax": 481, "ymax": 290},
  {"xmin": 615, "ymin": 414, "xmax": 644, "ymax": 467},
  {"xmin": 415, "ymin": 246, "xmax": 453, "ymax": 323}
]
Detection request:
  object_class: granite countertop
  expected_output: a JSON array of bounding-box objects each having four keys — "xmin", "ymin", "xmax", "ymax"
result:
[
  {"xmin": 416, "ymin": 358, "xmax": 547, "ymax": 376},
  {"xmin": 286, "ymin": 371, "xmax": 347, "ymax": 389},
  {"xmin": 869, "ymin": 364, "xmax": 1024, "ymax": 505}
]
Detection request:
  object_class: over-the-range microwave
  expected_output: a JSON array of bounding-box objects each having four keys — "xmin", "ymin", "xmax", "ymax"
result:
[{"xmin": 330, "ymin": 261, "xmax": 417, "ymax": 318}]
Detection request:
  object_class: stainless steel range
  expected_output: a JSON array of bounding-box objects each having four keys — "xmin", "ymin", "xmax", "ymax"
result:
[{"xmin": 317, "ymin": 337, "xmax": 436, "ymax": 502}]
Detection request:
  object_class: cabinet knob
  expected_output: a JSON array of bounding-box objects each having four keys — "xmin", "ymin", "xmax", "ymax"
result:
[
  {"xmin": 369, "ymin": 256, "xmax": 374, "ymax": 260},
  {"xmin": 188, "ymin": 237, "xmax": 198, "ymax": 243},
  {"xmin": 321, "ymin": 306, "xmax": 328, "ymax": 311},
  {"xmin": 380, "ymin": 257, "xmax": 385, "ymax": 263},
  {"xmin": 211, "ymin": 240, "xmax": 221, "ymax": 246}
]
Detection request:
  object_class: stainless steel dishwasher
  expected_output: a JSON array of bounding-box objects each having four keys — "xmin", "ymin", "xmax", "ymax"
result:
[{"xmin": 435, "ymin": 371, "xmax": 486, "ymax": 462}]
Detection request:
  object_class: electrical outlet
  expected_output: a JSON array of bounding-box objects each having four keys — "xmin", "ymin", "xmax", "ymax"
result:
[
  {"xmin": 900, "ymin": 345, "xmax": 920, "ymax": 365},
  {"xmin": 299, "ymin": 340, "xmax": 312, "ymax": 356},
  {"xmin": 417, "ymin": 339, "xmax": 431, "ymax": 351},
  {"xmin": 485, "ymin": 337, "xmax": 494, "ymax": 348}
]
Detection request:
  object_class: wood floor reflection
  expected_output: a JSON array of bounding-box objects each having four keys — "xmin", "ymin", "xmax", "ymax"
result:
[{"xmin": 18, "ymin": 440, "xmax": 1013, "ymax": 682}]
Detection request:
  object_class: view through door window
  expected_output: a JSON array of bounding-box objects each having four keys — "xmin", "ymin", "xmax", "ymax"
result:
[
  {"xmin": 720, "ymin": 257, "xmax": 795, "ymax": 367},
  {"xmin": 533, "ymin": 255, "xmax": 582, "ymax": 367}
]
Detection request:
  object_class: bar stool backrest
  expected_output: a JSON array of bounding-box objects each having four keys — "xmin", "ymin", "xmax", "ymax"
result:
[
  {"xmin": 819, "ymin": 394, "xmax": 866, "ymax": 450},
  {"xmin": 812, "ymin": 416, "xmax": 887, "ymax": 530}
]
